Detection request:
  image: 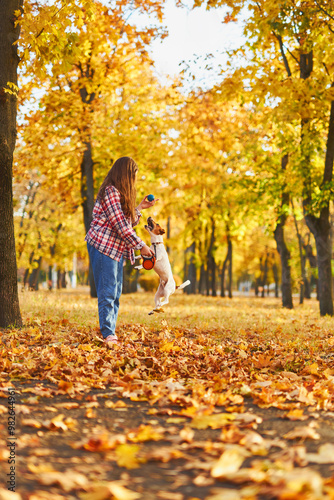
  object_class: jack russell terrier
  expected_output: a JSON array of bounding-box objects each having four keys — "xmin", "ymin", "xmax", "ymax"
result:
[{"xmin": 135, "ymin": 217, "xmax": 190, "ymax": 315}]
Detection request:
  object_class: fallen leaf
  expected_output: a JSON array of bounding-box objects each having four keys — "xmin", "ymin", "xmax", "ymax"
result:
[
  {"xmin": 79, "ymin": 481, "xmax": 140, "ymax": 500},
  {"xmin": 115, "ymin": 444, "xmax": 141, "ymax": 469},
  {"xmin": 73, "ymin": 433, "xmax": 126, "ymax": 452},
  {"xmin": 21, "ymin": 418, "xmax": 42, "ymax": 428},
  {"xmin": 205, "ymin": 488, "xmax": 242, "ymax": 500},
  {"xmin": 37, "ymin": 471, "xmax": 88, "ymax": 492},
  {"xmin": 305, "ymin": 443, "xmax": 334, "ymax": 464},
  {"xmin": 146, "ymin": 447, "xmax": 185, "ymax": 463},
  {"xmin": 0, "ymin": 489, "xmax": 22, "ymax": 500},
  {"xmin": 179, "ymin": 427, "xmax": 195, "ymax": 443},
  {"xmin": 191, "ymin": 413, "xmax": 235, "ymax": 429},
  {"xmin": 127, "ymin": 425, "xmax": 165, "ymax": 443},
  {"xmin": 283, "ymin": 409, "xmax": 309, "ymax": 421},
  {"xmin": 211, "ymin": 448, "xmax": 247, "ymax": 478},
  {"xmin": 28, "ymin": 491, "xmax": 67, "ymax": 500},
  {"xmin": 283, "ymin": 425, "xmax": 320, "ymax": 440}
]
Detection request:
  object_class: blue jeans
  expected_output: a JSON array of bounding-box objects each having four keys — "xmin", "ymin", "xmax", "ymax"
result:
[{"xmin": 87, "ymin": 243, "xmax": 123, "ymax": 339}]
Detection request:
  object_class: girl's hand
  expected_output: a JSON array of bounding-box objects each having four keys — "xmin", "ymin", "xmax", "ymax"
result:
[
  {"xmin": 140, "ymin": 244, "xmax": 154, "ymax": 257},
  {"xmin": 137, "ymin": 196, "xmax": 159, "ymax": 211}
]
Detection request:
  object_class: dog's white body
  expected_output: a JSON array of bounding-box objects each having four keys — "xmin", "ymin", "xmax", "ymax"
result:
[{"xmin": 135, "ymin": 220, "xmax": 190, "ymax": 314}]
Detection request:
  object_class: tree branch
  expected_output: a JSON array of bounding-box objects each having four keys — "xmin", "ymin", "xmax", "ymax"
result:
[{"xmin": 273, "ymin": 32, "xmax": 292, "ymax": 77}]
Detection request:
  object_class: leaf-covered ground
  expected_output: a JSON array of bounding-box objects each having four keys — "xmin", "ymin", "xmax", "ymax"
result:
[{"xmin": 1, "ymin": 289, "xmax": 334, "ymax": 500}]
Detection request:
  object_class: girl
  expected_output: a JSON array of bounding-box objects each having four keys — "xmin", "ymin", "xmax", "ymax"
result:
[{"xmin": 85, "ymin": 157, "xmax": 156, "ymax": 348}]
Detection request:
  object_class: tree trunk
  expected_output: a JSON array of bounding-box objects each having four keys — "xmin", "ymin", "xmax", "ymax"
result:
[
  {"xmin": 221, "ymin": 234, "xmax": 232, "ymax": 298},
  {"xmin": 28, "ymin": 257, "xmax": 42, "ymax": 291},
  {"xmin": 205, "ymin": 261, "xmax": 210, "ymax": 296},
  {"xmin": 272, "ymin": 262, "xmax": 279, "ymax": 298},
  {"xmin": 81, "ymin": 140, "xmax": 97, "ymax": 298},
  {"xmin": 303, "ymin": 97, "xmax": 334, "ymax": 315},
  {"xmin": 57, "ymin": 270, "xmax": 62, "ymax": 289},
  {"xmin": 220, "ymin": 254, "xmax": 228, "ymax": 298},
  {"xmin": 304, "ymin": 277, "xmax": 311, "ymax": 299},
  {"xmin": 304, "ymin": 239, "xmax": 317, "ymax": 298},
  {"xmin": 184, "ymin": 242, "xmax": 196, "ymax": 294},
  {"xmin": 274, "ymin": 155, "xmax": 293, "ymax": 309},
  {"xmin": 198, "ymin": 264, "xmax": 206, "ymax": 294},
  {"xmin": 207, "ymin": 219, "xmax": 216, "ymax": 297},
  {"xmin": 23, "ymin": 268, "xmax": 29, "ymax": 288},
  {"xmin": 274, "ymin": 223, "xmax": 293, "ymax": 309},
  {"xmin": 211, "ymin": 256, "xmax": 217, "ymax": 297},
  {"xmin": 0, "ymin": 0, "xmax": 23, "ymax": 327},
  {"xmin": 305, "ymin": 213, "xmax": 333, "ymax": 315},
  {"xmin": 261, "ymin": 252, "xmax": 268, "ymax": 298},
  {"xmin": 122, "ymin": 260, "xmax": 138, "ymax": 294},
  {"xmin": 292, "ymin": 204, "xmax": 307, "ymax": 304},
  {"xmin": 300, "ymin": 51, "xmax": 333, "ymax": 315},
  {"xmin": 48, "ymin": 265, "xmax": 53, "ymax": 290},
  {"xmin": 166, "ymin": 216, "xmax": 171, "ymax": 255},
  {"xmin": 227, "ymin": 237, "xmax": 232, "ymax": 299},
  {"xmin": 254, "ymin": 279, "xmax": 259, "ymax": 297},
  {"xmin": 61, "ymin": 271, "xmax": 67, "ymax": 288}
]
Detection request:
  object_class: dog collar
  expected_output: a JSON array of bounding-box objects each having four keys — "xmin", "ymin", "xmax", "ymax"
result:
[{"xmin": 152, "ymin": 242, "xmax": 163, "ymax": 259}]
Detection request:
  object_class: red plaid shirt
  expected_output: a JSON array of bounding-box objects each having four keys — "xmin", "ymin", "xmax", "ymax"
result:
[{"xmin": 85, "ymin": 185, "xmax": 145, "ymax": 264}]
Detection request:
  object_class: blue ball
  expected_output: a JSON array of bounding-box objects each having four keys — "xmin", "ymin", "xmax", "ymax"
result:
[{"xmin": 147, "ymin": 194, "xmax": 155, "ymax": 201}]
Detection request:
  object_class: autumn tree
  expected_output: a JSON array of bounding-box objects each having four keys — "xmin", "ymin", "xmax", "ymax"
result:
[
  {"xmin": 16, "ymin": 0, "xmax": 169, "ymax": 297},
  {"xmin": 0, "ymin": 0, "xmax": 23, "ymax": 327},
  {"xmin": 163, "ymin": 88, "xmax": 264, "ymax": 296},
  {"xmin": 195, "ymin": 0, "xmax": 334, "ymax": 315}
]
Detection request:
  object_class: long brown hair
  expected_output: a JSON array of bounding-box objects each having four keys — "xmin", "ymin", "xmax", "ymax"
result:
[{"xmin": 97, "ymin": 157, "xmax": 138, "ymax": 223}]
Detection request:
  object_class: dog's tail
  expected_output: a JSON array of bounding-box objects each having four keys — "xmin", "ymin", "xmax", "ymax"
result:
[{"xmin": 177, "ymin": 280, "xmax": 191, "ymax": 290}]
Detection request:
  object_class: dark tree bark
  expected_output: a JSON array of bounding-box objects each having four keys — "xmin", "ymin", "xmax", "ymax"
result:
[
  {"xmin": 0, "ymin": 0, "xmax": 23, "ymax": 327},
  {"xmin": 303, "ymin": 97, "xmax": 334, "ymax": 315},
  {"xmin": 254, "ymin": 280, "xmax": 259, "ymax": 297},
  {"xmin": 274, "ymin": 155, "xmax": 293, "ymax": 309},
  {"xmin": 166, "ymin": 216, "xmax": 171, "ymax": 255},
  {"xmin": 23, "ymin": 268, "xmax": 29, "ymax": 288},
  {"xmin": 221, "ymin": 233, "xmax": 232, "ymax": 298},
  {"xmin": 220, "ymin": 255, "xmax": 228, "ymax": 298},
  {"xmin": 207, "ymin": 218, "xmax": 216, "ymax": 296},
  {"xmin": 57, "ymin": 270, "xmax": 62, "ymax": 289},
  {"xmin": 205, "ymin": 262, "xmax": 210, "ymax": 296},
  {"xmin": 274, "ymin": 223, "xmax": 293, "ymax": 308},
  {"xmin": 227, "ymin": 236, "xmax": 233, "ymax": 299},
  {"xmin": 61, "ymin": 272, "xmax": 67, "ymax": 288},
  {"xmin": 198, "ymin": 264, "xmax": 206, "ymax": 294},
  {"xmin": 305, "ymin": 213, "xmax": 333, "ymax": 315},
  {"xmin": 211, "ymin": 255, "xmax": 217, "ymax": 297},
  {"xmin": 184, "ymin": 242, "xmax": 197, "ymax": 294},
  {"xmin": 304, "ymin": 277, "xmax": 311, "ymax": 299},
  {"xmin": 299, "ymin": 51, "xmax": 333, "ymax": 315},
  {"xmin": 81, "ymin": 140, "xmax": 97, "ymax": 298},
  {"xmin": 79, "ymin": 81, "xmax": 97, "ymax": 298},
  {"xmin": 272, "ymin": 262, "xmax": 279, "ymax": 298},
  {"xmin": 122, "ymin": 260, "xmax": 139, "ymax": 294},
  {"xmin": 48, "ymin": 265, "xmax": 53, "ymax": 290},
  {"xmin": 261, "ymin": 252, "xmax": 268, "ymax": 298},
  {"xmin": 28, "ymin": 256, "xmax": 42, "ymax": 291},
  {"xmin": 304, "ymin": 242, "xmax": 317, "ymax": 268},
  {"xmin": 292, "ymin": 203, "xmax": 307, "ymax": 304}
]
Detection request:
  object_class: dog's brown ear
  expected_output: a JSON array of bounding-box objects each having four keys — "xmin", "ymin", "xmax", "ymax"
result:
[{"xmin": 159, "ymin": 228, "xmax": 166, "ymax": 235}]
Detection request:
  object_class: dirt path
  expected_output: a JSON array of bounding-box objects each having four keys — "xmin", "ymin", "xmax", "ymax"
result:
[{"xmin": 1, "ymin": 379, "xmax": 334, "ymax": 499}]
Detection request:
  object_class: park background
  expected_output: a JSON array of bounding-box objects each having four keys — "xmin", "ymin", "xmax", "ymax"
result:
[
  {"xmin": 7, "ymin": 0, "xmax": 333, "ymax": 317},
  {"xmin": 1, "ymin": 1, "xmax": 334, "ymax": 498}
]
